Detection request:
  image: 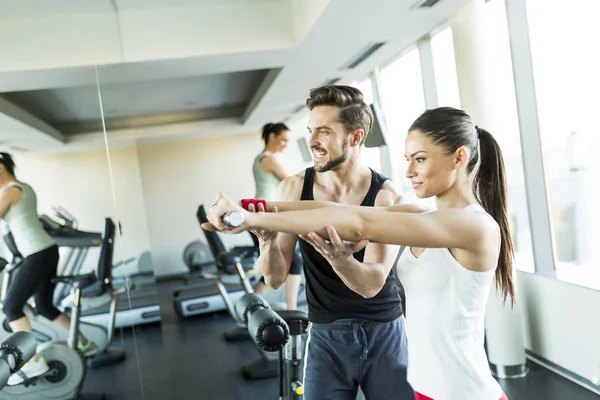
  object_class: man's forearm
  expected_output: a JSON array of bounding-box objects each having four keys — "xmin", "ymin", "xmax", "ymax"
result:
[
  {"xmin": 257, "ymin": 241, "xmax": 289, "ymax": 289},
  {"xmin": 331, "ymin": 258, "xmax": 388, "ymax": 299}
]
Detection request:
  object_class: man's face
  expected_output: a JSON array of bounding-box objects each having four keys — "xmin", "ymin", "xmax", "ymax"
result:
[{"xmin": 307, "ymin": 106, "xmax": 350, "ymax": 172}]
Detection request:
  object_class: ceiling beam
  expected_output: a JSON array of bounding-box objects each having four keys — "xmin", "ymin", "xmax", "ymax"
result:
[
  {"xmin": 241, "ymin": 68, "xmax": 283, "ymax": 124},
  {"xmin": 0, "ymin": 96, "xmax": 66, "ymax": 150},
  {"xmin": 58, "ymin": 104, "xmax": 246, "ymax": 134}
]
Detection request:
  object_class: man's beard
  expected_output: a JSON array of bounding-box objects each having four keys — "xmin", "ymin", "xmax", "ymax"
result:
[{"xmin": 314, "ymin": 140, "xmax": 349, "ymax": 172}]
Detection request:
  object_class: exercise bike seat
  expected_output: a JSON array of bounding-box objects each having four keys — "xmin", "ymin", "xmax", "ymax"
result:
[{"xmin": 52, "ymin": 272, "xmax": 97, "ymax": 289}]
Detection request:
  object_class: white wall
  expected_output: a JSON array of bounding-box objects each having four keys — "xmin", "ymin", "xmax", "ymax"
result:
[
  {"xmin": 135, "ymin": 129, "xmax": 309, "ymax": 277},
  {"xmin": 517, "ymin": 272, "xmax": 600, "ymax": 385}
]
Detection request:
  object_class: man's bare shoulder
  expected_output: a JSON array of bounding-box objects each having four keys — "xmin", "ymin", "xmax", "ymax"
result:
[
  {"xmin": 374, "ymin": 180, "xmax": 404, "ymax": 207},
  {"xmin": 277, "ymin": 169, "xmax": 306, "ymax": 201}
]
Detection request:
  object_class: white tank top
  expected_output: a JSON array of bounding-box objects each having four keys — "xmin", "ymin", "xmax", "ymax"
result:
[
  {"xmin": 2, "ymin": 181, "xmax": 55, "ymax": 257},
  {"xmin": 396, "ymin": 204, "xmax": 503, "ymax": 400}
]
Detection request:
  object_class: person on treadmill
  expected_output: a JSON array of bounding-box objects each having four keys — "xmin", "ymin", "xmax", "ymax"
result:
[
  {"xmin": 251, "ymin": 122, "xmax": 303, "ymax": 310},
  {"xmin": 0, "ymin": 152, "xmax": 98, "ymax": 385}
]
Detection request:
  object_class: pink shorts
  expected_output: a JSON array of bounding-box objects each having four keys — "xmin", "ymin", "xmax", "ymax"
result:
[{"xmin": 415, "ymin": 391, "xmax": 509, "ymax": 400}]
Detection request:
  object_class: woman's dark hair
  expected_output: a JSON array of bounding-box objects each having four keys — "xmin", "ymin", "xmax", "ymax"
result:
[
  {"xmin": 409, "ymin": 107, "xmax": 515, "ymax": 305},
  {"xmin": 261, "ymin": 122, "xmax": 289, "ymax": 146},
  {"xmin": 0, "ymin": 152, "xmax": 16, "ymax": 176}
]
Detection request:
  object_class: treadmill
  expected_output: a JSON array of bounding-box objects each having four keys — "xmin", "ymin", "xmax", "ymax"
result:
[
  {"xmin": 50, "ymin": 208, "xmax": 158, "ymax": 293},
  {"xmin": 40, "ymin": 214, "xmax": 161, "ymax": 328},
  {"xmin": 172, "ymin": 205, "xmax": 256, "ymax": 318}
]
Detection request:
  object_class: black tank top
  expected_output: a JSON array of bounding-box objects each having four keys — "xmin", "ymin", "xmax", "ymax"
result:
[{"xmin": 299, "ymin": 167, "xmax": 403, "ymax": 323}]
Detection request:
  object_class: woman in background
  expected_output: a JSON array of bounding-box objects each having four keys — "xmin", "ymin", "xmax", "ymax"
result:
[{"xmin": 251, "ymin": 123, "xmax": 303, "ymax": 310}]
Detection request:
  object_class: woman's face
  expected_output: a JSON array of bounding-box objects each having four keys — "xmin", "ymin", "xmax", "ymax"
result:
[
  {"xmin": 270, "ymin": 130, "xmax": 290, "ymax": 152},
  {"xmin": 404, "ymin": 130, "xmax": 457, "ymax": 198}
]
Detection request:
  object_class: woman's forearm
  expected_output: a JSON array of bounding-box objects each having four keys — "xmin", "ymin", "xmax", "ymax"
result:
[
  {"xmin": 250, "ymin": 206, "xmax": 366, "ymax": 241},
  {"xmin": 247, "ymin": 201, "xmax": 430, "ymax": 243},
  {"xmin": 266, "ymin": 201, "xmax": 430, "ymax": 214},
  {"xmin": 266, "ymin": 201, "xmax": 340, "ymax": 212}
]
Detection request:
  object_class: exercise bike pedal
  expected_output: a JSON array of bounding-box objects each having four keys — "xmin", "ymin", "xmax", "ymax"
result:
[
  {"xmin": 20, "ymin": 373, "xmax": 46, "ymax": 388},
  {"xmin": 15, "ymin": 364, "xmax": 56, "ymax": 388}
]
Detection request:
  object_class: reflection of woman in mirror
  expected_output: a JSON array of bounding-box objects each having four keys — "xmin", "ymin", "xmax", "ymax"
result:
[
  {"xmin": 251, "ymin": 123, "xmax": 303, "ymax": 309},
  {"xmin": 0, "ymin": 152, "xmax": 98, "ymax": 385}
]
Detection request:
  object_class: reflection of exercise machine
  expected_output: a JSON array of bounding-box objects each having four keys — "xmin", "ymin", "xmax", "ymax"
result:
[
  {"xmin": 236, "ymin": 293, "xmax": 309, "ymax": 398},
  {"xmin": 40, "ymin": 213, "xmax": 161, "ymax": 328},
  {"xmin": 50, "ymin": 207, "xmax": 157, "ymax": 291},
  {"xmin": 0, "ymin": 272, "xmax": 105, "ymax": 399},
  {"xmin": 0, "ymin": 220, "xmax": 125, "ymax": 368},
  {"xmin": 42, "ymin": 209, "xmax": 155, "ymax": 296},
  {"xmin": 0, "ymin": 331, "xmax": 37, "ymax": 390}
]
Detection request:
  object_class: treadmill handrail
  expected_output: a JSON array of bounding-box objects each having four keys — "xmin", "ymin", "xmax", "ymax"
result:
[{"xmin": 52, "ymin": 206, "xmax": 78, "ymax": 229}]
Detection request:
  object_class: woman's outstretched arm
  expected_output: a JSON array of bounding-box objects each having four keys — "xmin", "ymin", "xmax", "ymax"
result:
[
  {"xmin": 250, "ymin": 206, "xmax": 486, "ymax": 251},
  {"xmin": 206, "ymin": 193, "xmax": 489, "ymax": 252},
  {"xmin": 265, "ymin": 200, "xmax": 432, "ymax": 214}
]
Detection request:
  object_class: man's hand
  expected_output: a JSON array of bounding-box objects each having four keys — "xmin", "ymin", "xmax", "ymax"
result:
[
  {"xmin": 299, "ymin": 226, "xmax": 369, "ymax": 268},
  {"xmin": 247, "ymin": 202, "xmax": 279, "ymax": 245}
]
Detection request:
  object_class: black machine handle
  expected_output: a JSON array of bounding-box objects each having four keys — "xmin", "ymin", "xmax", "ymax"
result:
[
  {"xmin": 2, "ymin": 232, "xmax": 23, "ymax": 260},
  {"xmin": 235, "ymin": 293, "xmax": 290, "ymax": 352},
  {"xmin": 52, "ymin": 272, "xmax": 97, "ymax": 289}
]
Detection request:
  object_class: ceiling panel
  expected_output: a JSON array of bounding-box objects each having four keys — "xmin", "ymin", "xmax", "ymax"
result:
[{"xmin": 3, "ymin": 69, "xmax": 269, "ymax": 124}]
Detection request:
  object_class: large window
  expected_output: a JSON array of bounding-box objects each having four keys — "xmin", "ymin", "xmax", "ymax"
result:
[
  {"xmin": 430, "ymin": 26, "xmax": 461, "ymax": 109},
  {"xmin": 526, "ymin": 0, "xmax": 600, "ymax": 287},
  {"xmin": 481, "ymin": 0, "xmax": 535, "ymax": 272},
  {"xmin": 379, "ymin": 47, "xmax": 430, "ymax": 206}
]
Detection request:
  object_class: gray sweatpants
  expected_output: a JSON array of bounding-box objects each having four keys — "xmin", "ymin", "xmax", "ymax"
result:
[{"xmin": 303, "ymin": 316, "xmax": 414, "ymax": 400}]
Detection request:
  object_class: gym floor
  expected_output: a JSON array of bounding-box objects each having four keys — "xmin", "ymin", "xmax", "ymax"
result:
[{"xmin": 82, "ymin": 281, "xmax": 600, "ymax": 400}]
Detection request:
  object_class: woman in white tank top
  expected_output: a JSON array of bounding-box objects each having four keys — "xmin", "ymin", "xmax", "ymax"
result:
[{"xmin": 206, "ymin": 107, "xmax": 514, "ymax": 400}]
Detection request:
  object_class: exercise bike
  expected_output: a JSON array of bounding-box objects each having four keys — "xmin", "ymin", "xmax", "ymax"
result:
[
  {"xmin": 0, "ymin": 331, "xmax": 37, "ymax": 390},
  {"xmin": 235, "ymin": 292, "xmax": 309, "ymax": 399},
  {"xmin": 0, "ymin": 219, "xmax": 125, "ymax": 369},
  {"xmin": 0, "ymin": 271, "xmax": 104, "ymax": 399}
]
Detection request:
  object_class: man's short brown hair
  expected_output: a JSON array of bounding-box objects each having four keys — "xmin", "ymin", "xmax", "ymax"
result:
[{"xmin": 306, "ymin": 85, "xmax": 373, "ymax": 144}]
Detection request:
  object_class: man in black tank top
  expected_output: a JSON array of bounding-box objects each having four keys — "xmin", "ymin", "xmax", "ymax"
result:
[
  {"xmin": 250, "ymin": 86, "xmax": 414, "ymax": 399},
  {"xmin": 299, "ymin": 166, "xmax": 403, "ymax": 323}
]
